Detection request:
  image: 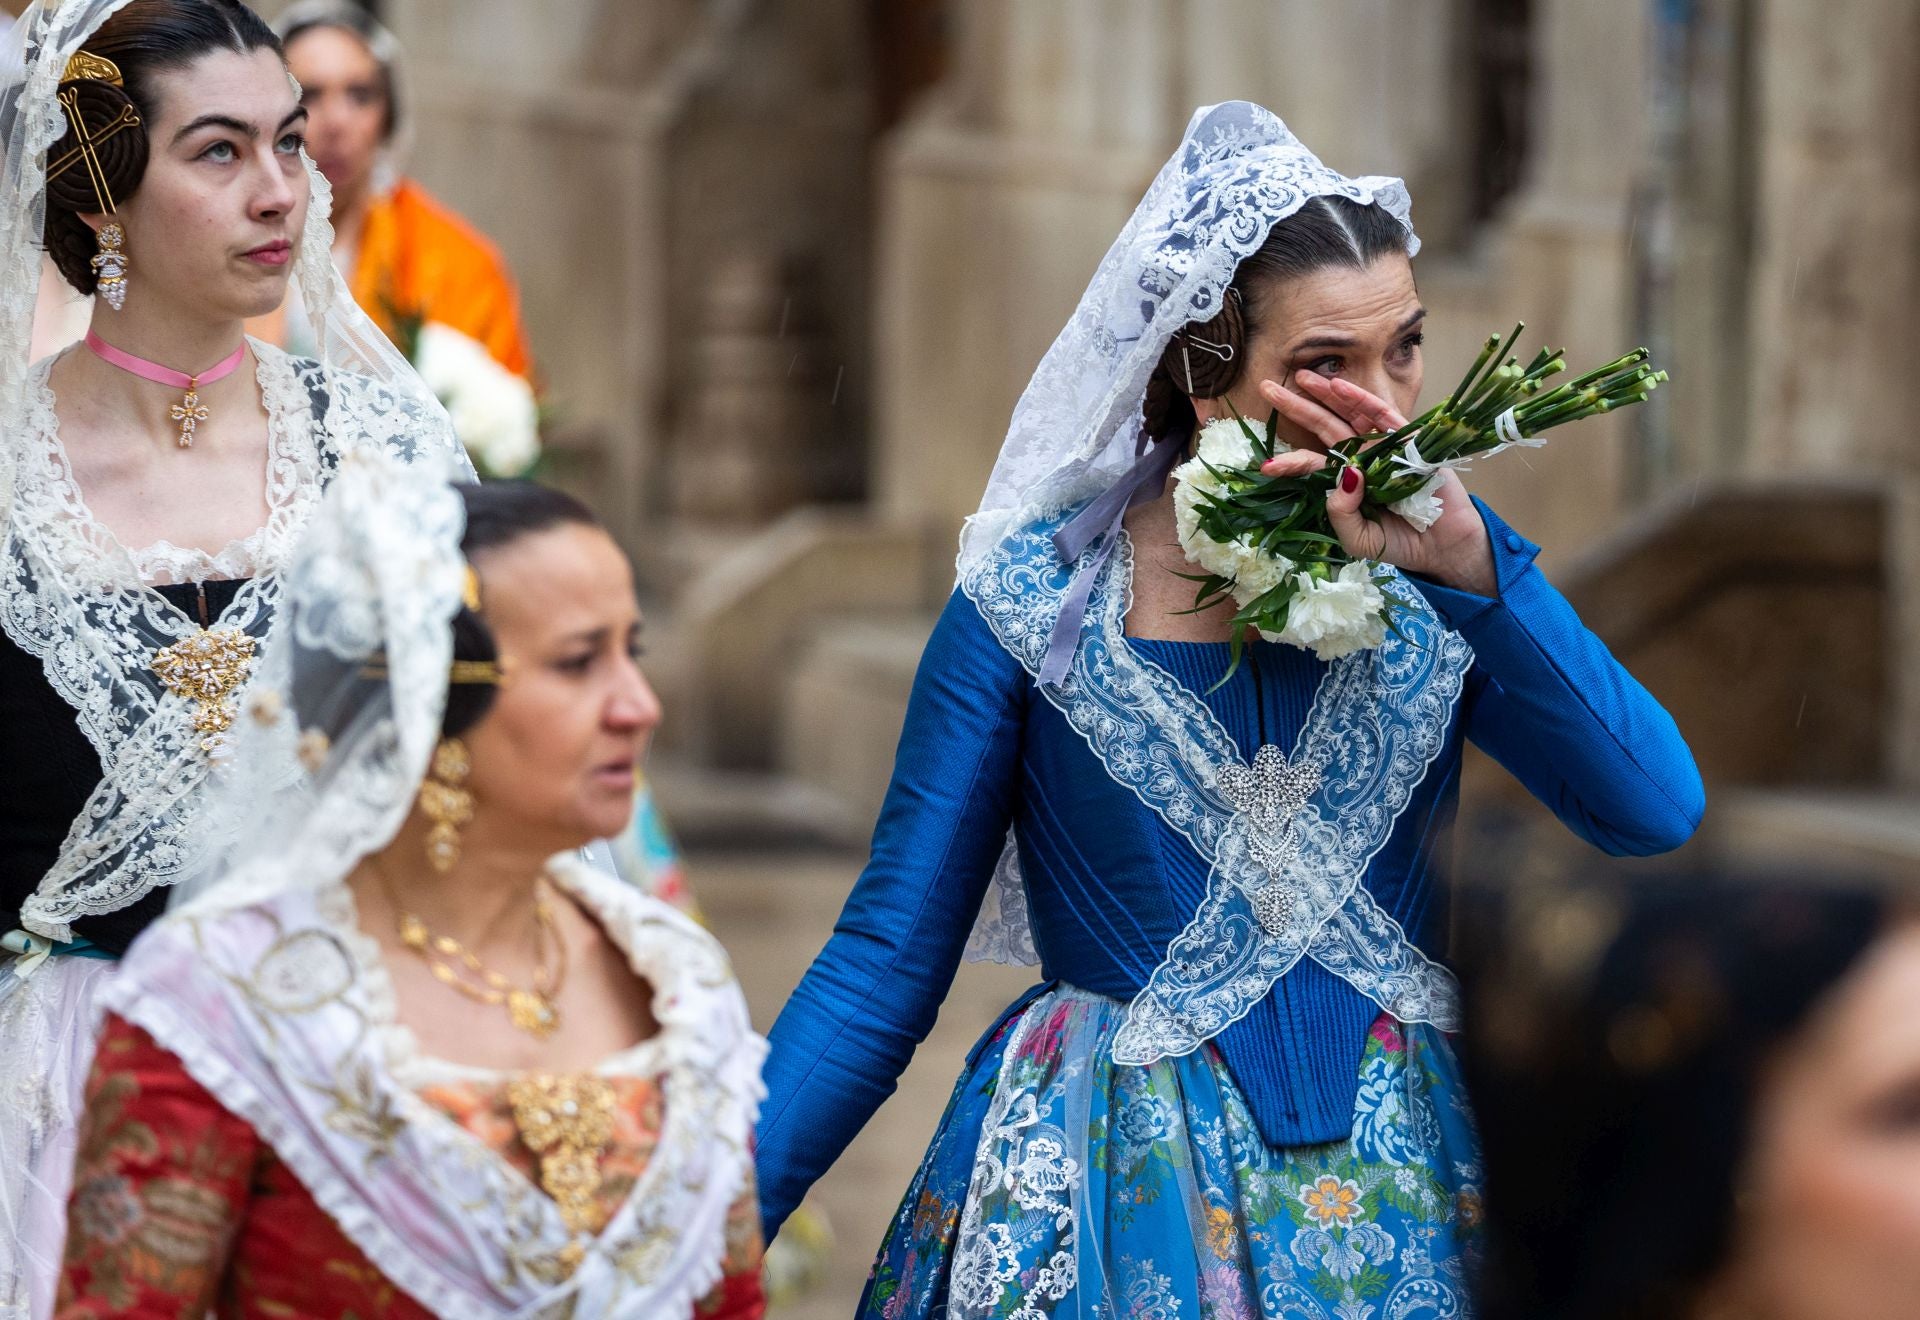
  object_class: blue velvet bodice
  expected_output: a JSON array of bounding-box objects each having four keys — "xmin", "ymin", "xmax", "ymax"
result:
[{"xmin": 755, "ymin": 502, "xmax": 1704, "ymax": 1236}]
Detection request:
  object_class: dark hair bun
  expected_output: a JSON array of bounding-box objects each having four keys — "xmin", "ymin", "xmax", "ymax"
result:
[
  {"xmin": 45, "ymin": 76, "xmax": 148, "ymax": 214},
  {"xmin": 1143, "ymin": 287, "xmax": 1246, "ymax": 439},
  {"xmin": 44, "ymin": 75, "xmax": 149, "ymax": 294}
]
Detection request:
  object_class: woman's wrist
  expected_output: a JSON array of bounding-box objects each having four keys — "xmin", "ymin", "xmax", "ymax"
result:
[{"xmin": 1428, "ymin": 524, "xmax": 1499, "ymax": 597}]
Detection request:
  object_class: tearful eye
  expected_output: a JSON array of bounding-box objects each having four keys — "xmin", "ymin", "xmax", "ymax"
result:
[{"xmin": 1303, "ymin": 356, "xmax": 1342, "ymax": 377}]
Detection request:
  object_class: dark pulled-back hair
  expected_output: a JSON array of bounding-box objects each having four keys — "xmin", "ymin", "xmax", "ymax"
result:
[
  {"xmin": 42, "ymin": 0, "xmax": 282, "ymax": 295},
  {"xmin": 1143, "ymin": 195, "xmax": 1409, "ymax": 441},
  {"xmin": 1456, "ymin": 868, "xmax": 1888, "ymax": 1320},
  {"xmin": 441, "ymin": 481, "xmax": 603, "ymax": 739}
]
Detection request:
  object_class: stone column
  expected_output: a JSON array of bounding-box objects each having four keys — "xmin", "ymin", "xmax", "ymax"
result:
[
  {"xmin": 1743, "ymin": 0, "xmax": 1920, "ymax": 476},
  {"xmin": 377, "ymin": 0, "xmax": 871, "ymax": 555}
]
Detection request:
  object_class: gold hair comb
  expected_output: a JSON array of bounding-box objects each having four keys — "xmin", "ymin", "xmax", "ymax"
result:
[{"xmin": 62, "ymin": 50, "xmax": 124, "ymax": 86}]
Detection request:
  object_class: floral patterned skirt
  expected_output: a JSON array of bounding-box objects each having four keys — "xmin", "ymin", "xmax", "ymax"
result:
[{"xmin": 860, "ymin": 984, "xmax": 1482, "ymax": 1319}]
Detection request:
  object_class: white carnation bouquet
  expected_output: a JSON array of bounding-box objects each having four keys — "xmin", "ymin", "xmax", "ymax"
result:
[
  {"xmin": 1173, "ymin": 325, "xmax": 1665, "ymax": 666},
  {"xmin": 407, "ymin": 321, "xmax": 542, "ymax": 479}
]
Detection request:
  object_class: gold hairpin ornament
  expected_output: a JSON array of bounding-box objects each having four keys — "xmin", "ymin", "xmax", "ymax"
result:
[
  {"xmin": 62, "ymin": 50, "xmax": 125, "ymax": 85},
  {"xmin": 48, "ymin": 51, "xmax": 140, "ymax": 213},
  {"xmin": 450, "ymin": 658, "xmax": 508, "ymax": 686},
  {"xmin": 358, "ymin": 656, "xmax": 509, "ymax": 686},
  {"xmin": 462, "ymin": 565, "xmax": 483, "ymax": 612}
]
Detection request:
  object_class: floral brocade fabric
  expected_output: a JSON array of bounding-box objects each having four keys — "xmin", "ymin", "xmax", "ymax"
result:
[
  {"xmin": 862, "ymin": 987, "xmax": 1481, "ymax": 1319},
  {"xmin": 58, "ymin": 1016, "xmax": 766, "ymax": 1319}
]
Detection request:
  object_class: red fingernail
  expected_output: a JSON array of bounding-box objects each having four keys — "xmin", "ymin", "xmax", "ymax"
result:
[{"xmin": 1340, "ymin": 466, "xmax": 1361, "ymax": 494}]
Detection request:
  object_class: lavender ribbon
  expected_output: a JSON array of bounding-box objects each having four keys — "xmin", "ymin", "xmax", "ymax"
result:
[{"xmin": 1038, "ymin": 426, "xmax": 1190, "ymax": 688}]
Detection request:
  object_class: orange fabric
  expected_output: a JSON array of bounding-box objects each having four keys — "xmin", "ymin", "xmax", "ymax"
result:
[
  {"xmin": 352, "ymin": 179, "xmax": 534, "ymax": 379},
  {"xmin": 248, "ymin": 178, "xmax": 534, "ymax": 380},
  {"xmin": 59, "ymin": 1014, "xmax": 766, "ymax": 1320}
]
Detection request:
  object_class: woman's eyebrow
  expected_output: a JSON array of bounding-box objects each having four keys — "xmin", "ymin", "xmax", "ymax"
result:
[
  {"xmin": 1288, "ymin": 307, "xmax": 1428, "ymax": 354},
  {"xmin": 170, "ymin": 105, "xmax": 308, "ymax": 146}
]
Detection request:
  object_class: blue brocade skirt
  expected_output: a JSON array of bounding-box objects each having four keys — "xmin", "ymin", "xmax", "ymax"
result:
[{"xmin": 859, "ymin": 985, "xmax": 1483, "ymax": 1319}]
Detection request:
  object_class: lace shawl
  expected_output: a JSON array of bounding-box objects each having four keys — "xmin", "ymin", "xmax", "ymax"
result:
[
  {"xmin": 9, "ymin": 345, "xmax": 456, "ymax": 939},
  {"xmin": 962, "ymin": 520, "xmax": 1470, "ymax": 1062},
  {"xmin": 98, "ymin": 853, "xmax": 767, "ymax": 1319}
]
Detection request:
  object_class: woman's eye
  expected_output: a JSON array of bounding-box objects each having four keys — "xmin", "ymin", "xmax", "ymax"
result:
[
  {"xmin": 199, "ymin": 141, "xmax": 236, "ymax": 163},
  {"xmin": 276, "ymin": 132, "xmax": 306, "ymax": 155},
  {"xmin": 555, "ymin": 653, "xmax": 595, "ymax": 675},
  {"xmin": 1391, "ymin": 332, "xmax": 1425, "ymax": 363},
  {"xmin": 1303, "ymin": 356, "xmax": 1342, "ymax": 377}
]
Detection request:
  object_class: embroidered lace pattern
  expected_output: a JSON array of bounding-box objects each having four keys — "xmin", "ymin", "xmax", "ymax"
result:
[
  {"xmin": 8, "ymin": 345, "xmax": 453, "ymax": 939},
  {"xmin": 100, "ymin": 856, "xmax": 766, "ymax": 1318},
  {"xmin": 960, "ymin": 522, "xmax": 1472, "ymax": 1062}
]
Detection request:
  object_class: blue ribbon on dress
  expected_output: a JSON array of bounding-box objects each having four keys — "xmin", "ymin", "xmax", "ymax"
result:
[
  {"xmin": 2, "ymin": 929, "xmax": 109, "ymax": 981},
  {"xmin": 1039, "ymin": 425, "xmax": 1190, "ymax": 688}
]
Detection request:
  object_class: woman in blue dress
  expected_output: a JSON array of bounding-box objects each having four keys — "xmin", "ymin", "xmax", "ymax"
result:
[{"xmin": 755, "ymin": 102, "xmax": 1705, "ymax": 1319}]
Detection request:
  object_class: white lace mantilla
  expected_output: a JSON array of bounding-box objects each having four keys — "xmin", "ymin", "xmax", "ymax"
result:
[
  {"xmin": 100, "ymin": 854, "xmax": 767, "ymax": 1319},
  {"xmin": 8, "ymin": 342, "xmax": 458, "ymax": 940},
  {"xmin": 960, "ymin": 521, "xmax": 1472, "ymax": 1064}
]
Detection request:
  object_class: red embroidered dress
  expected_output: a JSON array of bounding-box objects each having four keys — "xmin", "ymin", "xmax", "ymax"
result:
[
  {"xmin": 60, "ymin": 857, "xmax": 768, "ymax": 1320},
  {"xmin": 59, "ymin": 1018, "xmax": 766, "ymax": 1319}
]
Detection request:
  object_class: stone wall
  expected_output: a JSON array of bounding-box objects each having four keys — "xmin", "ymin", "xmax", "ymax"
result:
[{"xmin": 374, "ymin": 0, "xmax": 873, "ymax": 554}]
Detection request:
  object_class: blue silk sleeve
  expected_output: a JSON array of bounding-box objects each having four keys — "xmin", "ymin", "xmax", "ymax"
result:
[
  {"xmin": 1413, "ymin": 498, "xmax": 1705, "ymax": 856},
  {"xmin": 754, "ymin": 588, "xmax": 1027, "ymax": 1238}
]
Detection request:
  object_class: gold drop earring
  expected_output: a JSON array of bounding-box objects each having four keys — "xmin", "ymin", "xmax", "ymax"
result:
[{"xmin": 418, "ymin": 737, "xmax": 474, "ymax": 873}]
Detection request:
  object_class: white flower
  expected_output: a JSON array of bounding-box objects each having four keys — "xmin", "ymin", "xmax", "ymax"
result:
[
  {"xmin": 1228, "ymin": 554, "xmax": 1289, "ymax": 607},
  {"xmin": 1273, "ymin": 562, "xmax": 1390, "ymax": 659},
  {"xmin": 413, "ymin": 321, "xmax": 540, "ymax": 477},
  {"xmin": 1389, "ymin": 473, "xmax": 1447, "ymax": 533},
  {"xmin": 1194, "ymin": 415, "xmax": 1257, "ymax": 470}
]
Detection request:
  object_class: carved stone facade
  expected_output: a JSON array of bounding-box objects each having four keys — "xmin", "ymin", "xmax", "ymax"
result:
[{"xmin": 373, "ymin": 0, "xmax": 873, "ymax": 558}]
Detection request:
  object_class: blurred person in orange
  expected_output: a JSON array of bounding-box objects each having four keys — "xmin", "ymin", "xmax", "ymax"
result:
[{"xmin": 253, "ymin": 0, "xmax": 533, "ymax": 382}]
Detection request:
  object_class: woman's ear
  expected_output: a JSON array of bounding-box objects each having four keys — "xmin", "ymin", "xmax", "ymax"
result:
[
  {"xmin": 1190, "ymin": 395, "xmax": 1222, "ymax": 425},
  {"xmin": 74, "ymin": 211, "xmax": 109, "ymax": 237}
]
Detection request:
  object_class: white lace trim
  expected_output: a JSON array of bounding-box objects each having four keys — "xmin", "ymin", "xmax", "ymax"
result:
[
  {"xmin": 11, "ymin": 347, "xmax": 467, "ymax": 939},
  {"xmin": 22, "ymin": 340, "xmax": 318, "ymax": 592},
  {"xmin": 123, "ymin": 525, "xmax": 271, "ymax": 587},
  {"xmin": 960, "ymin": 523, "xmax": 1470, "ymax": 1063},
  {"xmin": 100, "ymin": 856, "xmax": 767, "ymax": 1318},
  {"xmin": 328, "ymin": 853, "xmax": 704, "ymax": 1091}
]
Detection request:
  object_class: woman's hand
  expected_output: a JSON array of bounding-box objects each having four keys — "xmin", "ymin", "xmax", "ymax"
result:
[{"xmin": 1256, "ymin": 371, "xmax": 1498, "ymax": 597}]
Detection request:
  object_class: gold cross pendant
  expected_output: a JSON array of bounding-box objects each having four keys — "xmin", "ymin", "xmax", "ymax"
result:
[
  {"xmin": 152, "ymin": 627, "xmax": 257, "ymax": 754},
  {"xmin": 169, "ymin": 386, "xmax": 209, "ymax": 448}
]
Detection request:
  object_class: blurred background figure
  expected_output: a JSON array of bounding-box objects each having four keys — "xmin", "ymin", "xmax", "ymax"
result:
[
  {"xmin": 263, "ymin": 0, "xmax": 530, "ymax": 375},
  {"xmin": 1458, "ymin": 867, "xmax": 1920, "ymax": 1320},
  {"xmin": 256, "ymin": 0, "xmax": 541, "ymax": 478}
]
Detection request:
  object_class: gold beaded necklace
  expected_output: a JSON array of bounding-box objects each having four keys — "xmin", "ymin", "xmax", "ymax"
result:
[{"xmin": 388, "ymin": 872, "xmax": 568, "ymax": 1039}]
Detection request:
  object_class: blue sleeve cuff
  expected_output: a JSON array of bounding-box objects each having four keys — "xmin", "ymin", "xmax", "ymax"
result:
[{"xmin": 1408, "ymin": 496, "xmax": 1541, "ymax": 631}]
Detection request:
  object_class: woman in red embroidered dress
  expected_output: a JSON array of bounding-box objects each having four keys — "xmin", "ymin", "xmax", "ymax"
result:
[{"xmin": 58, "ymin": 470, "xmax": 768, "ymax": 1319}]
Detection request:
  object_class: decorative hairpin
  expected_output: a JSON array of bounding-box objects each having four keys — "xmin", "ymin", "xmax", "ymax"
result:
[{"xmin": 47, "ymin": 50, "xmax": 141, "ymax": 212}]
